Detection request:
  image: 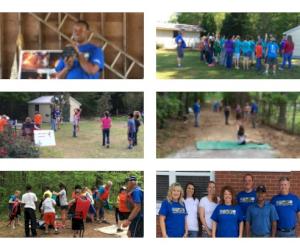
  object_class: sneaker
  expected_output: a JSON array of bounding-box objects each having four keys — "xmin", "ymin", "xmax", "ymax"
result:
[
  {"xmin": 264, "ymin": 71, "xmax": 269, "ymax": 75},
  {"xmin": 278, "ymin": 67, "xmax": 284, "ymax": 71},
  {"xmin": 128, "ymin": 145, "xmax": 133, "ymax": 150}
]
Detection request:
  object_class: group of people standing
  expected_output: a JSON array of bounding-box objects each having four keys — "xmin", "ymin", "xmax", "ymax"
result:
[
  {"xmin": 159, "ymin": 174, "xmax": 300, "ymax": 237},
  {"xmin": 7, "ymin": 176, "xmax": 144, "ymax": 238},
  {"xmin": 176, "ymin": 31, "xmax": 295, "ymax": 76}
]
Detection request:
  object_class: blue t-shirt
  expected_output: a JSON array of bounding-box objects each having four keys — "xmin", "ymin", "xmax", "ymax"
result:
[
  {"xmin": 271, "ymin": 193, "xmax": 300, "ymax": 230},
  {"xmin": 234, "ymin": 40, "xmax": 241, "ymax": 54},
  {"xmin": 241, "ymin": 41, "xmax": 250, "ymax": 54},
  {"xmin": 236, "ymin": 190, "xmax": 257, "ymax": 220},
  {"xmin": 128, "ymin": 118, "xmax": 136, "ymax": 133},
  {"xmin": 193, "ymin": 102, "xmax": 201, "ymax": 114},
  {"xmin": 246, "ymin": 202, "xmax": 279, "ymax": 236},
  {"xmin": 175, "ymin": 35, "xmax": 186, "ymax": 49},
  {"xmin": 55, "ymin": 43, "xmax": 104, "ymax": 79},
  {"xmin": 267, "ymin": 42, "xmax": 279, "ymax": 59},
  {"xmin": 249, "ymin": 40, "xmax": 255, "ymax": 52},
  {"xmin": 159, "ymin": 200, "xmax": 187, "ymax": 237},
  {"xmin": 131, "ymin": 186, "xmax": 144, "ymax": 218},
  {"xmin": 251, "ymin": 103, "xmax": 258, "ymax": 114},
  {"xmin": 211, "ymin": 204, "xmax": 243, "ymax": 237}
]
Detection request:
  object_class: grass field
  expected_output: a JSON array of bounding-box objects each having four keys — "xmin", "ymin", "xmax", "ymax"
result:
[
  {"xmin": 38, "ymin": 117, "xmax": 143, "ymax": 158},
  {"xmin": 156, "ymin": 49, "xmax": 300, "ymax": 79}
]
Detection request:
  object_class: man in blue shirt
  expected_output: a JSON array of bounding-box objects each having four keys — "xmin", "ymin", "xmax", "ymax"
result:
[
  {"xmin": 193, "ymin": 99, "xmax": 201, "ymax": 128},
  {"xmin": 271, "ymin": 177, "xmax": 300, "ymax": 237},
  {"xmin": 250, "ymin": 101, "xmax": 258, "ymax": 128},
  {"xmin": 55, "ymin": 20, "xmax": 104, "ymax": 79},
  {"xmin": 264, "ymin": 37, "xmax": 279, "ymax": 75},
  {"xmin": 123, "ymin": 176, "xmax": 144, "ymax": 238},
  {"xmin": 127, "ymin": 113, "xmax": 136, "ymax": 150},
  {"xmin": 175, "ymin": 31, "xmax": 186, "ymax": 68},
  {"xmin": 246, "ymin": 185, "xmax": 278, "ymax": 237}
]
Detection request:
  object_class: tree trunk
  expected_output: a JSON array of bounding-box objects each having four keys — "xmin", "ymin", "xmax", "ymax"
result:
[
  {"xmin": 291, "ymin": 101, "xmax": 297, "ymax": 134},
  {"xmin": 277, "ymin": 102, "xmax": 287, "ymax": 130}
]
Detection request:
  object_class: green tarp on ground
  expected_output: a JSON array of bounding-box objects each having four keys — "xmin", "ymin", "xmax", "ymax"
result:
[{"xmin": 196, "ymin": 141, "xmax": 272, "ymax": 150}]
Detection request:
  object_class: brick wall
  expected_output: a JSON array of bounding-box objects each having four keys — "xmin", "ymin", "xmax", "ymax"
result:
[{"xmin": 156, "ymin": 171, "xmax": 300, "ymax": 237}]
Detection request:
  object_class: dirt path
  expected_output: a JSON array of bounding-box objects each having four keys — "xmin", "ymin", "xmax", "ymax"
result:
[
  {"xmin": 0, "ymin": 210, "xmax": 122, "ymax": 238},
  {"xmin": 159, "ymin": 108, "xmax": 300, "ymax": 158}
]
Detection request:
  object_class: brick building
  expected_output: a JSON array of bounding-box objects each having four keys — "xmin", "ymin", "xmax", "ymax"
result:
[{"xmin": 156, "ymin": 171, "xmax": 300, "ymax": 237}]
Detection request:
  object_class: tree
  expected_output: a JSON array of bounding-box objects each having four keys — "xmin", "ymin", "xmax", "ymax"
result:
[
  {"xmin": 200, "ymin": 13, "xmax": 217, "ymax": 35},
  {"xmin": 220, "ymin": 13, "xmax": 251, "ymax": 37},
  {"xmin": 97, "ymin": 93, "xmax": 113, "ymax": 115}
]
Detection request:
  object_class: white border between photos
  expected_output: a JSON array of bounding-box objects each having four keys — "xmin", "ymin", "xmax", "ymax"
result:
[{"xmin": 1, "ymin": 1, "xmax": 300, "ymax": 250}]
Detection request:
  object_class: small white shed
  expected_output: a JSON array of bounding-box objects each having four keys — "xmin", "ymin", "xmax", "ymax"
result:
[
  {"xmin": 284, "ymin": 25, "xmax": 300, "ymax": 58},
  {"xmin": 156, "ymin": 23, "xmax": 203, "ymax": 49},
  {"xmin": 28, "ymin": 95, "xmax": 81, "ymax": 123}
]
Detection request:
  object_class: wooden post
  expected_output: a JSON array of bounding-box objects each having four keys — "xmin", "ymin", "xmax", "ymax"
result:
[
  {"xmin": 0, "ymin": 13, "xmax": 3, "ymax": 78},
  {"xmin": 123, "ymin": 13, "xmax": 127, "ymax": 75},
  {"xmin": 38, "ymin": 14, "xmax": 42, "ymax": 49},
  {"xmin": 58, "ymin": 13, "xmax": 62, "ymax": 49}
]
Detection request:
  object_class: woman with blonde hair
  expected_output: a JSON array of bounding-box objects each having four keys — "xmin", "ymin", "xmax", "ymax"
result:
[
  {"xmin": 199, "ymin": 181, "xmax": 219, "ymax": 237},
  {"xmin": 159, "ymin": 183, "xmax": 188, "ymax": 238},
  {"xmin": 211, "ymin": 185, "xmax": 243, "ymax": 237}
]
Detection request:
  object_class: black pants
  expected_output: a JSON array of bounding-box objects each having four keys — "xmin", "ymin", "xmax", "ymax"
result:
[
  {"xmin": 224, "ymin": 112, "xmax": 230, "ymax": 125},
  {"xmin": 24, "ymin": 208, "xmax": 37, "ymax": 237},
  {"xmin": 102, "ymin": 129, "xmax": 110, "ymax": 145},
  {"xmin": 129, "ymin": 216, "xmax": 143, "ymax": 238},
  {"xmin": 133, "ymin": 130, "xmax": 138, "ymax": 146}
]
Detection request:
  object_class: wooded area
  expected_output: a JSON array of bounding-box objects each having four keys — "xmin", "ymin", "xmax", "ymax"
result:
[
  {"xmin": 157, "ymin": 92, "xmax": 300, "ymax": 134},
  {"xmin": 0, "ymin": 171, "xmax": 144, "ymax": 216},
  {"xmin": 175, "ymin": 13, "xmax": 300, "ymax": 39},
  {"xmin": 0, "ymin": 92, "xmax": 144, "ymax": 121}
]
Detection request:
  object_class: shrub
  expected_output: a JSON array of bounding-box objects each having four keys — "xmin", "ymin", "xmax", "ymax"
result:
[{"xmin": 0, "ymin": 130, "xmax": 39, "ymax": 158}]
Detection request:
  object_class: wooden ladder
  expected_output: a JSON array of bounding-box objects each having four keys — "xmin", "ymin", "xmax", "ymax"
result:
[{"xmin": 29, "ymin": 13, "xmax": 144, "ymax": 79}]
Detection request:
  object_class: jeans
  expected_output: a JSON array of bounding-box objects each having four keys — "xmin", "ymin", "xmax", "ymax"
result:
[
  {"xmin": 51, "ymin": 118, "xmax": 56, "ymax": 131},
  {"xmin": 194, "ymin": 112, "xmax": 200, "ymax": 127},
  {"xmin": 276, "ymin": 229, "xmax": 296, "ymax": 238},
  {"xmin": 188, "ymin": 230, "xmax": 199, "ymax": 237},
  {"xmin": 73, "ymin": 125, "xmax": 77, "ymax": 137},
  {"xmin": 24, "ymin": 208, "xmax": 37, "ymax": 237},
  {"xmin": 224, "ymin": 112, "xmax": 230, "ymax": 125},
  {"xmin": 281, "ymin": 53, "xmax": 292, "ymax": 69},
  {"xmin": 133, "ymin": 131, "xmax": 138, "ymax": 146},
  {"xmin": 226, "ymin": 52, "xmax": 233, "ymax": 69},
  {"xmin": 102, "ymin": 129, "xmax": 110, "ymax": 146},
  {"xmin": 256, "ymin": 58, "xmax": 262, "ymax": 70}
]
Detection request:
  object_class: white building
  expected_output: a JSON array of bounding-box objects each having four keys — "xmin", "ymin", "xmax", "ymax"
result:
[
  {"xmin": 284, "ymin": 25, "xmax": 300, "ymax": 58},
  {"xmin": 28, "ymin": 96, "xmax": 81, "ymax": 123},
  {"xmin": 156, "ymin": 23, "xmax": 203, "ymax": 49}
]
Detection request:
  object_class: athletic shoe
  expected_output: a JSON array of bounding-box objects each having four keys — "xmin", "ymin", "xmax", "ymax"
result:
[{"xmin": 278, "ymin": 67, "xmax": 284, "ymax": 71}]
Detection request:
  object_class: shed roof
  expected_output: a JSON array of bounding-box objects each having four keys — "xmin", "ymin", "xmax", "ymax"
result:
[
  {"xmin": 284, "ymin": 25, "xmax": 300, "ymax": 34},
  {"xmin": 157, "ymin": 22, "xmax": 203, "ymax": 33},
  {"xmin": 28, "ymin": 95, "xmax": 81, "ymax": 105}
]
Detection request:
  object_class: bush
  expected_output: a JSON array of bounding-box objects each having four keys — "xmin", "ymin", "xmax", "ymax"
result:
[{"xmin": 0, "ymin": 131, "xmax": 39, "ymax": 158}]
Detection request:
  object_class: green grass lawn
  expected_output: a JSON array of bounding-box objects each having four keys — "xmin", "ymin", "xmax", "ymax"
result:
[
  {"xmin": 156, "ymin": 49, "xmax": 300, "ymax": 79},
  {"xmin": 38, "ymin": 117, "xmax": 143, "ymax": 158}
]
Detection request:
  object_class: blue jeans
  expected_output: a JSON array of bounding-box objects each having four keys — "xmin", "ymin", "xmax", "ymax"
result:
[
  {"xmin": 256, "ymin": 58, "xmax": 262, "ymax": 70},
  {"xmin": 102, "ymin": 129, "xmax": 110, "ymax": 145},
  {"xmin": 226, "ymin": 52, "xmax": 233, "ymax": 69},
  {"xmin": 281, "ymin": 53, "xmax": 292, "ymax": 69},
  {"xmin": 51, "ymin": 118, "xmax": 56, "ymax": 131},
  {"xmin": 194, "ymin": 112, "xmax": 200, "ymax": 127},
  {"xmin": 188, "ymin": 230, "xmax": 199, "ymax": 237},
  {"xmin": 276, "ymin": 229, "xmax": 296, "ymax": 238}
]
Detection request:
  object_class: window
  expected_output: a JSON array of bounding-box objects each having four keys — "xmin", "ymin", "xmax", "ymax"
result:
[{"xmin": 35, "ymin": 104, "xmax": 39, "ymax": 112}]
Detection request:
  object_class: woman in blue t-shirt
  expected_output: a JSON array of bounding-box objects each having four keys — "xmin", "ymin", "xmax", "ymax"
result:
[
  {"xmin": 211, "ymin": 185, "xmax": 243, "ymax": 237},
  {"xmin": 159, "ymin": 183, "xmax": 188, "ymax": 238}
]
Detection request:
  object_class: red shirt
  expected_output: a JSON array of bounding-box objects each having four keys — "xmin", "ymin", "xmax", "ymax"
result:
[
  {"xmin": 284, "ymin": 41, "xmax": 294, "ymax": 54},
  {"xmin": 255, "ymin": 45, "xmax": 263, "ymax": 58}
]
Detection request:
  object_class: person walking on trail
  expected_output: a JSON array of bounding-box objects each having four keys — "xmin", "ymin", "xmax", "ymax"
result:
[
  {"xmin": 123, "ymin": 176, "xmax": 144, "ymax": 238},
  {"xmin": 246, "ymin": 185, "xmax": 278, "ymax": 237},
  {"xmin": 193, "ymin": 99, "xmax": 201, "ymax": 127},
  {"xmin": 271, "ymin": 177, "xmax": 300, "ymax": 237},
  {"xmin": 175, "ymin": 31, "xmax": 186, "ymax": 68},
  {"xmin": 21, "ymin": 184, "xmax": 38, "ymax": 237},
  {"xmin": 224, "ymin": 104, "xmax": 231, "ymax": 125},
  {"xmin": 100, "ymin": 111, "xmax": 112, "ymax": 148},
  {"xmin": 250, "ymin": 101, "xmax": 258, "ymax": 128}
]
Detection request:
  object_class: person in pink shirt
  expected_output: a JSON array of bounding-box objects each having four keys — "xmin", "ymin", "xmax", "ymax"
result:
[{"xmin": 100, "ymin": 111, "xmax": 112, "ymax": 148}]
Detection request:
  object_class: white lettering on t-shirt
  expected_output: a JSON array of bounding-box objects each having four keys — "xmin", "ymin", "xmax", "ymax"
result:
[{"xmin": 219, "ymin": 209, "xmax": 236, "ymax": 215}]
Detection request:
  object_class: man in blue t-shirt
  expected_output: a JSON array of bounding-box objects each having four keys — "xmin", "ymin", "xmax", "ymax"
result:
[
  {"xmin": 175, "ymin": 31, "xmax": 186, "ymax": 67},
  {"xmin": 250, "ymin": 101, "xmax": 259, "ymax": 128},
  {"xmin": 127, "ymin": 113, "xmax": 136, "ymax": 150},
  {"xmin": 264, "ymin": 37, "xmax": 279, "ymax": 75},
  {"xmin": 246, "ymin": 185, "xmax": 278, "ymax": 237},
  {"xmin": 55, "ymin": 20, "xmax": 104, "ymax": 79},
  {"xmin": 123, "ymin": 176, "xmax": 144, "ymax": 238},
  {"xmin": 271, "ymin": 177, "xmax": 300, "ymax": 237},
  {"xmin": 193, "ymin": 99, "xmax": 201, "ymax": 128},
  {"xmin": 236, "ymin": 174, "xmax": 256, "ymax": 222}
]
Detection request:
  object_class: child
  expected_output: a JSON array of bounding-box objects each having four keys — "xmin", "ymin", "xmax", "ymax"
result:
[
  {"xmin": 237, "ymin": 125, "xmax": 262, "ymax": 145},
  {"xmin": 115, "ymin": 186, "xmax": 131, "ymax": 232},
  {"xmin": 53, "ymin": 183, "xmax": 68, "ymax": 228},
  {"xmin": 133, "ymin": 111, "xmax": 142, "ymax": 146},
  {"xmin": 242, "ymin": 38, "xmax": 251, "ymax": 70},
  {"xmin": 82, "ymin": 187, "xmax": 96, "ymax": 223},
  {"xmin": 55, "ymin": 108, "xmax": 61, "ymax": 130},
  {"xmin": 100, "ymin": 111, "xmax": 112, "ymax": 148},
  {"xmin": 41, "ymin": 193, "xmax": 58, "ymax": 234},
  {"xmin": 233, "ymin": 35, "xmax": 241, "ymax": 69},
  {"xmin": 34, "ymin": 111, "xmax": 42, "ymax": 129},
  {"xmin": 8, "ymin": 190, "xmax": 21, "ymax": 229},
  {"xmin": 224, "ymin": 36, "xmax": 234, "ymax": 69},
  {"xmin": 22, "ymin": 117, "xmax": 35, "ymax": 141},
  {"xmin": 224, "ymin": 105, "xmax": 231, "ymax": 125},
  {"xmin": 72, "ymin": 108, "xmax": 81, "ymax": 138},
  {"xmin": 127, "ymin": 113, "xmax": 136, "ymax": 150},
  {"xmin": 255, "ymin": 41, "xmax": 263, "ymax": 71},
  {"xmin": 265, "ymin": 37, "xmax": 279, "ymax": 75}
]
